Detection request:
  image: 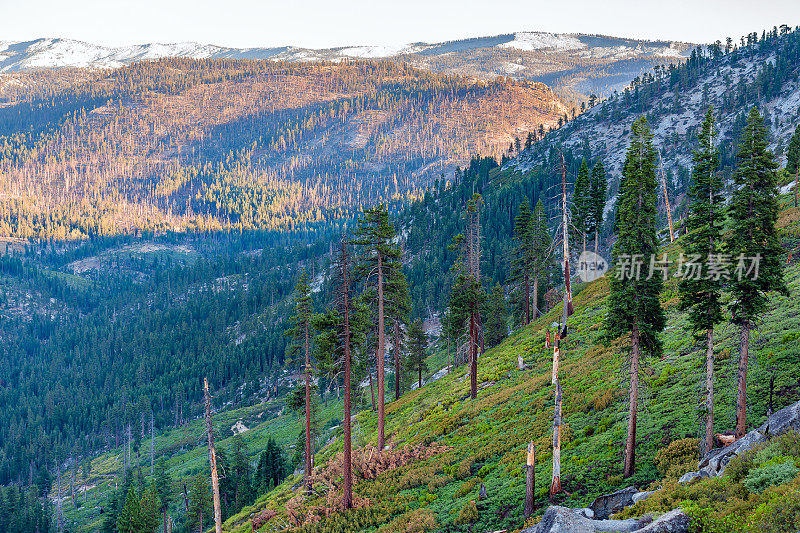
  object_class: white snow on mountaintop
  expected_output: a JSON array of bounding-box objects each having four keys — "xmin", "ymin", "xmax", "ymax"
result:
[
  {"xmin": 499, "ymin": 32, "xmax": 584, "ymax": 51},
  {"xmin": 0, "ymin": 38, "xmax": 233, "ymax": 71},
  {"xmin": 336, "ymin": 43, "xmax": 426, "ymax": 58},
  {"xmin": 0, "ymin": 33, "xmax": 694, "ymax": 74}
]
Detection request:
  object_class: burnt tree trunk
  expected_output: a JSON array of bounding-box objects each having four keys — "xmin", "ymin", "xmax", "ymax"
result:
[
  {"xmin": 377, "ymin": 254, "xmax": 386, "ymax": 450},
  {"xmin": 705, "ymin": 327, "xmax": 715, "ymax": 454},
  {"xmin": 341, "ymin": 244, "xmax": 353, "ymax": 510},
  {"xmin": 736, "ymin": 322, "xmax": 750, "ymax": 438},
  {"xmin": 394, "ymin": 319, "xmax": 401, "ymax": 401},
  {"xmin": 304, "ymin": 319, "xmax": 313, "ymax": 495},
  {"xmin": 470, "ymin": 312, "xmax": 478, "ymax": 399},
  {"xmin": 624, "ymin": 325, "xmax": 640, "ymax": 478},
  {"xmin": 203, "ymin": 378, "xmax": 222, "ymax": 533},
  {"xmin": 524, "ymin": 274, "xmax": 530, "ymax": 324},
  {"xmin": 525, "ymin": 441, "xmax": 536, "ymax": 518}
]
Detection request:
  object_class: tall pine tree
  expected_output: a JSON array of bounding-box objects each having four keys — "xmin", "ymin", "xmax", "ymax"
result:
[
  {"xmin": 573, "ymin": 159, "xmax": 592, "ymax": 255},
  {"xmin": 405, "ymin": 318, "xmax": 429, "ymax": 389},
  {"xmin": 604, "ymin": 116, "xmax": 666, "ymax": 478},
  {"xmin": 352, "ymin": 204, "xmax": 400, "ymax": 450},
  {"xmin": 286, "ymin": 269, "xmax": 315, "ymax": 495},
  {"xmin": 787, "ymin": 124, "xmax": 800, "ymax": 207},
  {"xmin": 512, "ymin": 199, "xmax": 534, "ymax": 324},
  {"xmin": 727, "ymin": 107, "xmax": 788, "ymax": 438},
  {"xmin": 590, "ymin": 160, "xmax": 607, "ymax": 256},
  {"xmin": 678, "ymin": 107, "xmax": 725, "ymax": 454}
]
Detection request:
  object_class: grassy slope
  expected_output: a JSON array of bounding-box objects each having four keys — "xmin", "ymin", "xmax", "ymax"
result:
[
  {"xmin": 221, "ymin": 200, "xmax": 800, "ymax": 533},
  {"xmin": 60, "ymin": 397, "xmax": 348, "ymax": 531}
]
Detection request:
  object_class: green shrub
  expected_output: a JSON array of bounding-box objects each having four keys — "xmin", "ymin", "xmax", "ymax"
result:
[
  {"xmin": 744, "ymin": 460, "xmax": 799, "ymax": 493},
  {"xmin": 456, "ymin": 501, "xmax": 479, "ymax": 525},
  {"xmin": 454, "ymin": 477, "xmax": 477, "ymax": 498},
  {"xmin": 654, "ymin": 438, "xmax": 700, "ymax": 478}
]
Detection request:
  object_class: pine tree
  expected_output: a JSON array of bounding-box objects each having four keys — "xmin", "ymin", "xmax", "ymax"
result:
[
  {"xmin": 604, "ymin": 116, "xmax": 666, "ymax": 478},
  {"xmin": 787, "ymin": 124, "xmax": 800, "ymax": 174},
  {"xmin": 154, "ymin": 458, "xmax": 172, "ymax": 533},
  {"xmin": 727, "ymin": 107, "xmax": 788, "ymax": 438},
  {"xmin": 386, "ymin": 267, "xmax": 411, "ymax": 401},
  {"xmin": 483, "ymin": 284, "xmax": 508, "ymax": 348},
  {"xmin": 531, "ymin": 199, "xmax": 553, "ymax": 319},
  {"xmin": 405, "ymin": 319, "xmax": 429, "ymax": 389},
  {"xmin": 352, "ymin": 204, "xmax": 400, "ymax": 450},
  {"xmin": 590, "ymin": 160, "xmax": 607, "ymax": 256},
  {"xmin": 679, "ymin": 107, "xmax": 725, "ymax": 454},
  {"xmin": 511, "ymin": 200, "xmax": 534, "ymax": 324},
  {"xmin": 186, "ymin": 475, "xmax": 212, "ymax": 533},
  {"xmin": 116, "ymin": 487, "xmax": 140, "ymax": 533},
  {"xmin": 787, "ymin": 124, "xmax": 800, "ymax": 208},
  {"xmin": 573, "ymin": 159, "xmax": 592, "ymax": 255},
  {"xmin": 230, "ymin": 434, "xmax": 252, "ymax": 510},
  {"xmin": 448, "ymin": 194, "xmax": 485, "ymax": 399},
  {"xmin": 286, "ymin": 269, "xmax": 315, "ymax": 495}
]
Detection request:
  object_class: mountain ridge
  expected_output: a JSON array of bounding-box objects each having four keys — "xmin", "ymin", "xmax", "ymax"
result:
[{"xmin": 0, "ymin": 33, "xmax": 695, "ymax": 95}]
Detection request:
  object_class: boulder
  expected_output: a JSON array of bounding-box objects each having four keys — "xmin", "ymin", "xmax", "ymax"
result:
[
  {"xmin": 697, "ymin": 399, "xmax": 800, "ymax": 477},
  {"xmin": 591, "ymin": 486, "xmax": 638, "ymax": 519},
  {"xmin": 759, "ymin": 399, "xmax": 800, "ymax": 437},
  {"xmin": 635, "ymin": 509, "xmax": 690, "ymax": 533},
  {"xmin": 524, "ymin": 506, "xmax": 595, "ymax": 533},
  {"xmin": 678, "ymin": 470, "xmax": 709, "ymax": 485},
  {"xmin": 523, "ymin": 506, "xmax": 639, "ymax": 533},
  {"xmin": 632, "ymin": 491, "xmax": 655, "ymax": 504},
  {"xmin": 697, "ymin": 429, "xmax": 765, "ymax": 476}
]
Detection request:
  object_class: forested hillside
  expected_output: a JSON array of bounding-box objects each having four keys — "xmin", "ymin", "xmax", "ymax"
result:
[
  {"xmin": 2, "ymin": 22, "xmax": 800, "ymax": 533},
  {"xmin": 0, "ymin": 59, "xmax": 568, "ymax": 239},
  {"xmin": 510, "ymin": 24, "xmax": 800, "ymax": 220}
]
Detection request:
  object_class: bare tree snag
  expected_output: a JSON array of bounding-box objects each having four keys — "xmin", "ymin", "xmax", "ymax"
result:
[
  {"xmin": 736, "ymin": 322, "xmax": 750, "ymax": 438},
  {"xmin": 377, "ymin": 253, "xmax": 386, "ymax": 450},
  {"xmin": 394, "ymin": 319, "xmax": 402, "ymax": 401},
  {"xmin": 624, "ymin": 325, "xmax": 640, "ymax": 478},
  {"xmin": 470, "ymin": 311, "xmax": 478, "ymax": 399},
  {"xmin": 705, "ymin": 328, "xmax": 714, "ymax": 454},
  {"xmin": 340, "ymin": 243, "xmax": 353, "ymax": 510},
  {"xmin": 659, "ymin": 151, "xmax": 675, "ymax": 242},
  {"xmin": 203, "ymin": 378, "xmax": 222, "ymax": 533},
  {"xmin": 304, "ymin": 311, "xmax": 313, "ymax": 496},
  {"xmin": 525, "ymin": 441, "xmax": 536, "ymax": 518}
]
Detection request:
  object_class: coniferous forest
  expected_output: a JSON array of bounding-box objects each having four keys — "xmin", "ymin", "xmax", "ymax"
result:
[{"xmin": 1, "ymin": 19, "xmax": 800, "ymax": 533}]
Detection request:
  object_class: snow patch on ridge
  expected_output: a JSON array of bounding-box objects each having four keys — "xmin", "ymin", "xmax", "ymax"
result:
[{"xmin": 499, "ymin": 32, "xmax": 585, "ymax": 52}]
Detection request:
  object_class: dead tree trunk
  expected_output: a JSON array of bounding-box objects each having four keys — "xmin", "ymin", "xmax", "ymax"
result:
[
  {"xmin": 736, "ymin": 322, "xmax": 750, "ymax": 438},
  {"xmin": 304, "ymin": 318, "xmax": 313, "ymax": 496},
  {"xmin": 341, "ymin": 243, "xmax": 353, "ymax": 510},
  {"xmin": 470, "ymin": 312, "xmax": 478, "ymax": 399},
  {"xmin": 705, "ymin": 328, "xmax": 714, "ymax": 454},
  {"xmin": 394, "ymin": 319, "xmax": 402, "ymax": 401},
  {"xmin": 377, "ymin": 254, "xmax": 386, "ymax": 450},
  {"xmin": 624, "ymin": 325, "xmax": 640, "ymax": 478},
  {"xmin": 524, "ymin": 274, "xmax": 530, "ymax": 324},
  {"xmin": 525, "ymin": 441, "xmax": 536, "ymax": 518},
  {"xmin": 659, "ymin": 151, "xmax": 675, "ymax": 242},
  {"xmin": 531, "ymin": 276, "xmax": 539, "ymax": 321},
  {"xmin": 550, "ymin": 344, "xmax": 562, "ymax": 497},
  {"xmin": 203, "ymin": 378, "xmax": 222, "ymax": 533}
]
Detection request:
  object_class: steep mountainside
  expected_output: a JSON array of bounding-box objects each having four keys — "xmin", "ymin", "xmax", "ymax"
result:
[
  {"xmin": 0, "ymin": 33, "xmax": 693, "ymax": 95},
  {"xmin": 508, "ymin": 27, "xmax": 800, "ymax": 219},
  {"xmin": 217, "ymin": 199, "xmax": 800, "ymax": 532},
  {"xmin": 0, "ymin": 59, "xmax": 566, "ymax": 238}
]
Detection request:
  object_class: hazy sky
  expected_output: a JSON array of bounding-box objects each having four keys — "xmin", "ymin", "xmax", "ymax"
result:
[{"xmin": 1, "ymin": 0, "xmax": 798, "ymax": 49}]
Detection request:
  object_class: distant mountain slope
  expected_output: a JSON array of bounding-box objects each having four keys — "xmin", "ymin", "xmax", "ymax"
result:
[
  {"xmin": 508, "ymin": 27, "xmax": 800, "ymax": 218},
  {"xmin": 0, "ymin": 33, "xmax": 694, "ymax": 96},
  {"xmin": 0, "ymin": 59, "xmax": 568, "ymax": 238}
]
